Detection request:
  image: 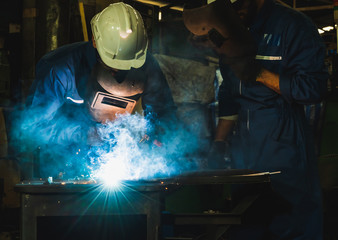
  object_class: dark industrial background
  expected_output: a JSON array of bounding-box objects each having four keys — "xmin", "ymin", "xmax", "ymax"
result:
[{"xmin": 0, "ymin": 0, "xmax": 338, "ymax": 239}]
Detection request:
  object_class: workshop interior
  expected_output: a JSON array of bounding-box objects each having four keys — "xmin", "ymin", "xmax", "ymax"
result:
[{"xmin": 1, "ymin": 0, "xmax": 338, "ymax": 239}]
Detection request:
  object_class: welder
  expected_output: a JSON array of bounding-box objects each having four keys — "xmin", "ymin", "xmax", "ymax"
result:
[
  {"xmin": 184, "ymin": 0, "xmax": 328, "ymax": 239},
  {"xmin": 19, "ymin": 3, "xmax": 176, "ymax": 177}
]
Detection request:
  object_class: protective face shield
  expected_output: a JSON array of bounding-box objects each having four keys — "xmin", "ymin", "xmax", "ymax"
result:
[
  {"xmin": 91, "ymin": 3, "xmax": 148, "ymax": 70},
  {"xmin": 207, "ymin": 0, "xmax": 245, "ymax": 12},
  {"xmin": 86, "ymin": 62, "xmax": 145, "ymax": 123},
  {"xmin": 183, "ymin": 0, "xmax": 260, "ymax": 83},
  {"xmin": 183, "ymin": 0, "xmax": 255, "ymax": 56},
  {"xmin": 208, "ymin": 0, "xmax": 238, "ymax": 3}
]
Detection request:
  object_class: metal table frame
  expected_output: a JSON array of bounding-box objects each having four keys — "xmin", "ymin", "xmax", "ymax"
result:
[
  {"xmin": 15, "ymin": 170, "xmax": 274, "ymax": 240},
  {"xmin": 15, "ymin": 182, "xmax": 163, "ymax": 240}
]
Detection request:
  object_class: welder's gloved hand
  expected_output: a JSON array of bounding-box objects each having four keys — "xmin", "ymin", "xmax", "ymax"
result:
[
  {"xmin": 207, "ymin": 141, "xmax": 230, "ymax": 169},
  {"xmin": 139, "ymin": 134, "xmax": 163, "ymax": 148}
]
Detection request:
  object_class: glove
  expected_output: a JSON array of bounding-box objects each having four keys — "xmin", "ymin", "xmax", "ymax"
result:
[
  {"xmin": 207, "ymin": 141, "xmax": 231, "ymax": 169},
  {"xmin": 139, "ymin": 134, "xmax": 163, "ymax": 147}
]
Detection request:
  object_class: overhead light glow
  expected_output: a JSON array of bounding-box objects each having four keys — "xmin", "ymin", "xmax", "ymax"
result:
[
  {"xmin": 318, "ymin": 29, "xmax": 324, "ymax": 34},
  {"xmin": 322, "ymin": 26, "xmax": 334, "ymax": 32},
  {"xmin": 158, "ymin": 11, "xmax": 162, "ymax": 21},
  {"xmin": 169, "ymin": 6, "xmax": 183, "ymax": 11}
]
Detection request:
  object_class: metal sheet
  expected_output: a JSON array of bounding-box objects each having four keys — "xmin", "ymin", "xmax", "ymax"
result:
[
  {"xmin": 15, "ymin": 169, "xmax": 273, "ymax": 193},
  {"xmin": 162, "ymin": 169, "xmax": 272, "ymax": 185}
]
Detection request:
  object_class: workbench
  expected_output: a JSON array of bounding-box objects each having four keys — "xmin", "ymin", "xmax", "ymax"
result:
[{"xmin": 15, "ymin": 169, "xmax": 275, "ymax": 240}]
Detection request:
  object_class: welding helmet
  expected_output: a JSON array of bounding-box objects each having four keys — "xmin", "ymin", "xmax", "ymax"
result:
[
  {"xmin": 86, "ymin": 62, "xmax": 145, "ymax": 123},
  {"xmin": 183, "ymin": 0, "xmax": 255, "ymax": 55},
  {"xmin": 208, "ymin": 0, "xmax": 237, "ymax": 3},
  {"xmin": 183, "ymin": 0, "xmax": 244, "ymax": 39},
  {"xmin": 208, "ymin": 0, "xmax": 246, "ymax": 12},
  {"xmin": 91, "ymin": 3, "xmax": 148, "ymax": 70}
]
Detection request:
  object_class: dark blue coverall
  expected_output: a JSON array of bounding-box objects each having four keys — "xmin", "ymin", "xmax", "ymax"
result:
[
  {"xmin": 218, "ymin": 0, "xmax": 328, "ymax": 239},
  {"xmin": 21, "ymin": 41, "xmax": 176, "ymax": 177}
]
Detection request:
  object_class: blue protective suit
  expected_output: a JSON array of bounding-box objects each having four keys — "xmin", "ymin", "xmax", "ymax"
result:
[
  {"xmin": 218, "ymin": 0, "xmax": 328, "ymax": 239},
  {"xmin": 20, "ymin": 41, "xmax": 176, "ymax": 177},
  {"xmin": 24, "ymin": 41, "xmax": 176, "ymax": 146}
]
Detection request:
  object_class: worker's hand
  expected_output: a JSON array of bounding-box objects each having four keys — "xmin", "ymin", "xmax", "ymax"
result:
[
  {"xmin": 255, "ymin": 69, "xmax": 281, "ymax": 94},
  {"xmin": 207, "ymin": 141, "xmax": 231, "ymax": 169},
  {"xmin": 139, "ymin": 134, "xmax": 163, "ymax": 147}
]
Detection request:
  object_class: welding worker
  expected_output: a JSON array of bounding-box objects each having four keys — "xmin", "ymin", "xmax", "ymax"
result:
[
  {"xmin": 20, "ymin": 3, "xmax": 176, "ymax": 177},
  {"xmin": 183, "ymin": 0, "xmax": 328, "ymax": 239}
]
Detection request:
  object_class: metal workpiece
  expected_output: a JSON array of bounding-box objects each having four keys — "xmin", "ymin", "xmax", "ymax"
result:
[{"xmin": 162, "ymin": 169, "xmax": 273, "ymax": 186}]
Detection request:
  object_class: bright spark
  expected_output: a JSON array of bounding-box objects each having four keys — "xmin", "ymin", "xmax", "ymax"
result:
[{"xmin": 86, "ymin": 113, "xmax": 199, "ymax": 186}]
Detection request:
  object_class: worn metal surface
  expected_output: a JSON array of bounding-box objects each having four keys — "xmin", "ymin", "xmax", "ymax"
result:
[{"xmin": 154, "ymin": 54, "xmax": 216, "ymax": 105}]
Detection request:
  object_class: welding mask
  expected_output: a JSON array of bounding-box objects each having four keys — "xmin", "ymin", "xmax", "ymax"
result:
[
  {"xmin": 183, "ymin": 0, "xmax": 252, "ymax": 53},
  {"xmin": 183, "ymin": 0, "xmax": 261, "ymax": 83},
  {"xmin": 86, "ymin": 62, "xmax": 145, "ymax": 123}
]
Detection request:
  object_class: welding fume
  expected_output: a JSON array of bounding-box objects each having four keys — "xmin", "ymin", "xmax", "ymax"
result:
[{"xmin": 12, "ymin": 2, "xmax": 203, "ymax": 184}]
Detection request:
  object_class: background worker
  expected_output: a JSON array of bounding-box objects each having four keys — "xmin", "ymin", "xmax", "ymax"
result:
[
  {"xmin": 16, "ymin": 2, "xmax": 176, "ymax": 178},
  {"xmin": 184, "ymin": 0, "xmax": 328, "ymax": 239}
]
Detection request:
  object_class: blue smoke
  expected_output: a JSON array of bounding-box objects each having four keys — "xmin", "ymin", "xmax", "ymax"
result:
[
  {"xmin": 88, "ymin": 113, "xmax": 203, "ymax": 183},
  {"xmin": 11, "ymin": 104, "xmax": 206, "ymax": 182}
]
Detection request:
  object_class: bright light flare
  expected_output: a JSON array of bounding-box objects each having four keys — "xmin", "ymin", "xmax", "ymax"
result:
[
  {"xmin": 318, "ymin": 29, "xmax": 324, "ymax": 34},
  {"xmin": 322, "ymin": 26, "xmax": 334, "ymax": 32},
  {"xmin": 86, "ymin": 113, "xmax": 200, "ymax": 187},
  {"xmin": 120, "ymin": 29, "xmax": 132, "ymax": 39},
  {"xmin": 89, "ymin": 113, "xmax": 168, "ymax": 185},
  {"xmin": 95, "ymin": 155, "xmax": 125, "ymax": 187}
]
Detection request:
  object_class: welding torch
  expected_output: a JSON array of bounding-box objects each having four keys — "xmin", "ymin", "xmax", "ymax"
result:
[{"xmin": 139, "ymin": 134, "xmax": 162, "ymax": 147}]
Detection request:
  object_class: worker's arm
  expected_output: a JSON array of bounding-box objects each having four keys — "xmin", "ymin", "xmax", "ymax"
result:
[
  {"xmin": 256, "ymin": 17, "xmax": 328, "ymax": 104},
  {"xmin": 207, "ymin": 67, "xmax": 238, "ymax": 169},
  {"xmin": 22, "ymin": 61, "xmax": 92, "ymax": 148},
  {"xmin": 26, "ymin": 60, "xmax": 67, "ymax": 119},
  {"xmin": 214, "ymin": 118, "xmax": 236, "ymax": 141}
]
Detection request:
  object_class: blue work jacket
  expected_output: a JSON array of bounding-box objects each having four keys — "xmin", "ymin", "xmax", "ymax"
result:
[
  {"xmin": 24, "ymin": 41, "xmax": 176, "ymax": 147},
  {"xmin": 218, "ymin": 0, "xmax": 328, "ymax": 239}
]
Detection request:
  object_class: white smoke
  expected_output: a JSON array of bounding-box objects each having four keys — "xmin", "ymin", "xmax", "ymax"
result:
[{"xmin": 88, "ymin": 113, "xmax": 197, "ymax": 185}]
